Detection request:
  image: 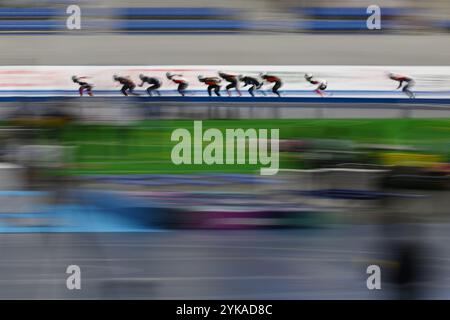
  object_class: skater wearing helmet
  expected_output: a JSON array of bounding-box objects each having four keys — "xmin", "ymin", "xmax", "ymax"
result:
[
  {"xmin": 218, "ymin": 71, "xmax": 241, "ymax": 96},
  {"xmin": 388, "ymin": 72, "xmax": 415, "ymax": 98},
  {"xmin": 305, "ymin": 73, "xmax": 328, "ymax": 97},
  {"xmin": 72, "ymin": 75, "xmax": 93, "ymax": 97},
  {"xmin": 198, "ymin": 75, "xmax": 222, "ymax": 97},
  {"xmin": 238, "ymin": 75, "xmax": 264, "ymax": 97},
  {"xmin": 113, "ymin": 74, "xmax": 139, "ymax": 96},
  {"xmin": 260, "ymin": 72, "xmax": 282, "ymax": 97}
]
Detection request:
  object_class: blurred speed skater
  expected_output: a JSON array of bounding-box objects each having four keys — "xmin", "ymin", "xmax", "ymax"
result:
[
  {"xmin": 138, "ymin": 74, "xmax": 161, "ymax": 96},
  {"xmin": 238, "ymin": 75, "xmax": 265, "ymax": 97},
  {"xmin": 72, "ymin": 75, "xmax": 93, "ymax": 97},
  {"xmin": 166, "ymin": 72, "xmax": 189, "ymax": 96},
  {"xmin": 113, "ymin": 75, "xmax": 139, "ymax": 96},
  {"xmin": 388, "ymin": 72, "xmax": 416, "ymax": 98},
  {"xmin": 218, "ymin": 71, "xmax": 241, "ymax": 96},
  {"xmin": 305, "ymin": 73, "xmax": 329, "ymax": 97},
  {"xmin": 198, "ymin": 75, "xmax": 222, "ymax": 96},
  {"xmin": 260, "ymin": 72, "xmax": 282, "ymax": 97}
]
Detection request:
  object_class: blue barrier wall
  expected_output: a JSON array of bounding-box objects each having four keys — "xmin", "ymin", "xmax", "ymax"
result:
[{"xmin": 0, "ymin": 6, "xmax": 408, "ymax": 32}]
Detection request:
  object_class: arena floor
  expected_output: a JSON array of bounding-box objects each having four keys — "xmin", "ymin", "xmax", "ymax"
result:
[{"xmin": 0, "ymin": 34, "xmax": 449, "ymax": 66}]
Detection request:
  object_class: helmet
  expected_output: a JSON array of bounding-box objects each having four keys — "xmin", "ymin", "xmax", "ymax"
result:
[
  {"xmin": 113, "ymin": 74, "xmax": 119, "ymax": 80},
  {"xmin": 71, "ymin": 75, "xmax": 77, "ymax": 81},
  {"xmin": 198, "ymin": 75, "xmax": 204, "ymax": 80},
  {"xmin": 166, "ymin": 72, "xmax": 173, "ymax": 79},
  {"xmin": 139, "ymin": 74, "xmax": 145, "ymax": 80},
  {"xmin": 238, "ymin": 74, "xmax": 244, "ymax": 81},
  {"xmin": 305, "ymin": 73, "xmax": 313, "ymax": 80},
  {"xmin": 259, "ymin": 72, "xmax": 267, "ymax": 78},
  {"xmin": 388, "ymin": 72, "xmax": 395, "ymax": 78}
]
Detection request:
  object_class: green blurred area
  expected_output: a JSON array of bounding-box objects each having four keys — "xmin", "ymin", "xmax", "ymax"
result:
[{"xmin": 52, "ymin": 119, "xmax": 450, "ymax": 175}]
